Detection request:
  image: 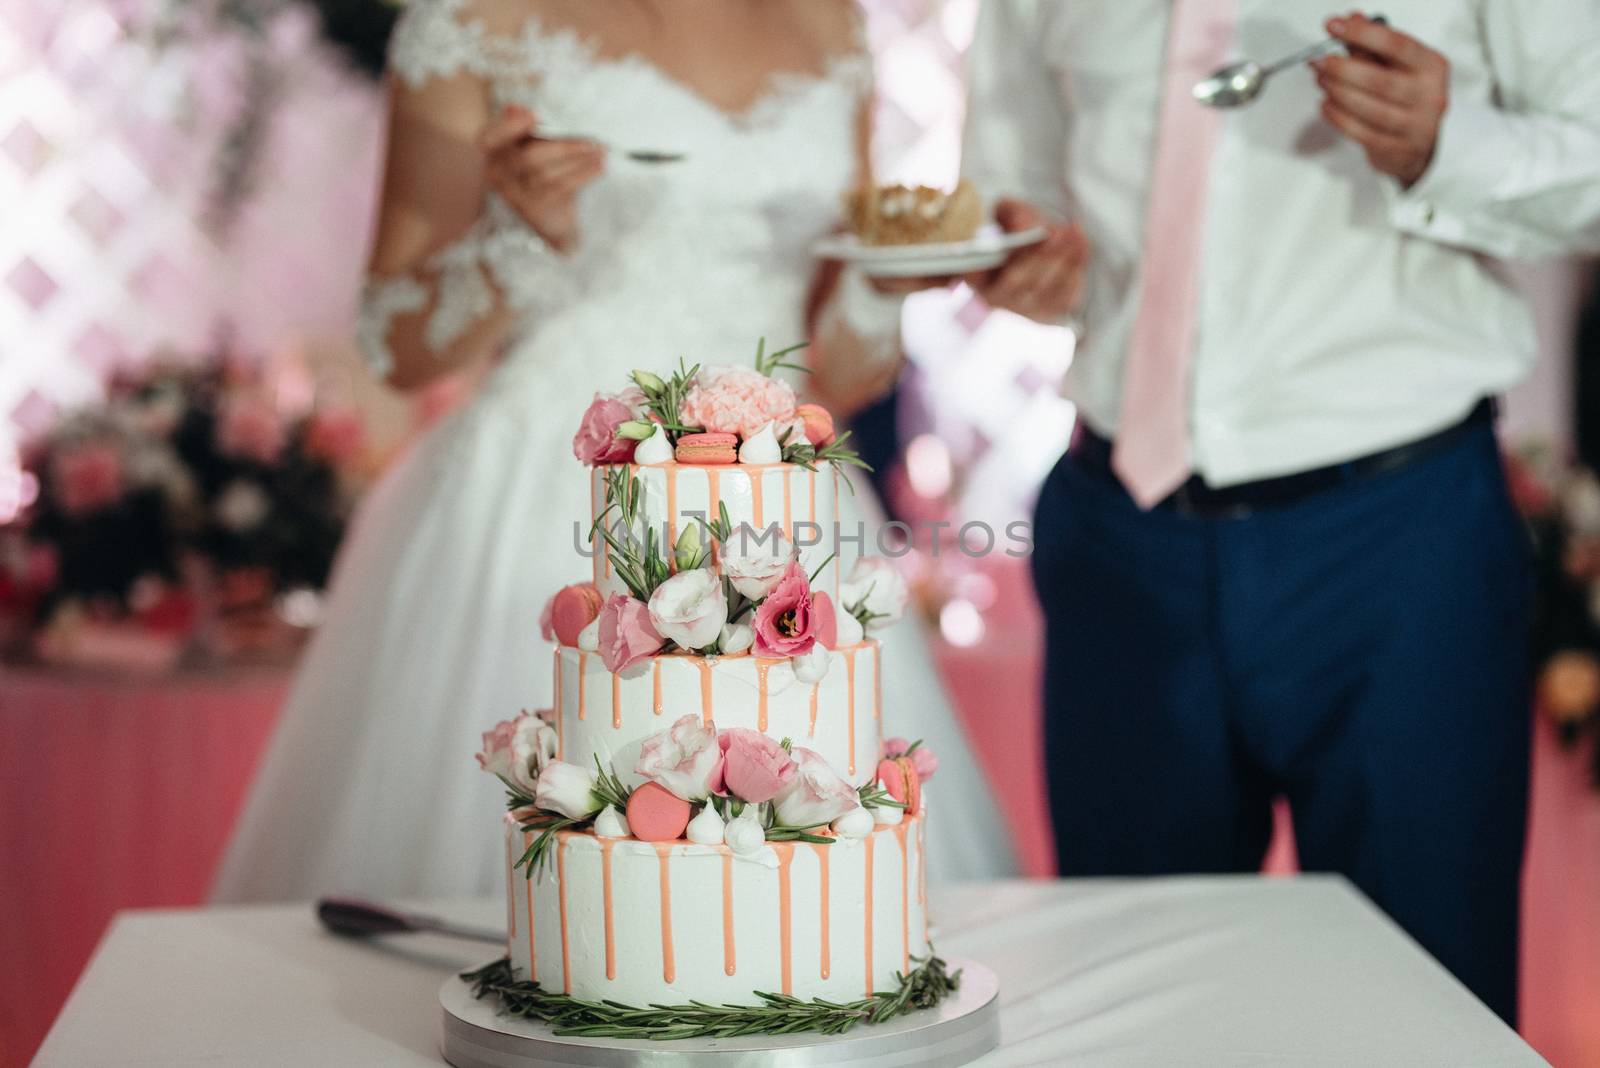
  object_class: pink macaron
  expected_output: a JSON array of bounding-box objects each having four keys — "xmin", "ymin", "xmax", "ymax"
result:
[{"xmin": 674, "ymin": 432, "xmax": 739, "ymax": 465}]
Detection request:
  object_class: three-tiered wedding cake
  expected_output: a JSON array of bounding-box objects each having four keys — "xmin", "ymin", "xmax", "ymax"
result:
[{"xmin": 470, "ymin": 348, "xmax": 948, "ymax": 1029}]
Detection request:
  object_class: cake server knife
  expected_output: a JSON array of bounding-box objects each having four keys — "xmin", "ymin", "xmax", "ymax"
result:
[{"xmin": 316, "ymin": 896, "xmax": 504, "ymax": 945}]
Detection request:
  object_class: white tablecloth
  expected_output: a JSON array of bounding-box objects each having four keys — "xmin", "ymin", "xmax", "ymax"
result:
[{"xmin": 34, "ymin": 876, "xmax": 1543, "ymax": 1067}]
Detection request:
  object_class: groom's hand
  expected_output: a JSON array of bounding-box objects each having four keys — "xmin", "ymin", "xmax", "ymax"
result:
[
  {"xmin": 1314, "ymin": 13, "xmax": 1450, "ymax": 189},
  {"xmin": 965, "ymin": 199, "xmax": 1088, "ymax": 325}
]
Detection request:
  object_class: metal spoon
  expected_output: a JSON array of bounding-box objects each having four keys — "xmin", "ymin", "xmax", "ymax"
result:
[
  {"xmin": 1193, "ymin": 14, "xmax": 1387, "ymax": 108},
  {"xmin": 531, "ymin": 129, "xmax": 686, "ymax": 165}
]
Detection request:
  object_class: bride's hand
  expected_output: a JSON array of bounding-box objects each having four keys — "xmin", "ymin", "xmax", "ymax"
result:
[{"xmin": 479, "ymin": 105, "xmax": 605, "ymax": 252}]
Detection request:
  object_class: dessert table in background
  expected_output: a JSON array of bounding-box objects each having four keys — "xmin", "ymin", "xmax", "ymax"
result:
[{"xmin": 33, "ymin": 877, "xmax": 1542, "ymax": 1067}]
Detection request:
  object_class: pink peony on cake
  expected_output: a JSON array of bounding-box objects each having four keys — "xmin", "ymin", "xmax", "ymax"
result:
[{"xmin": 464, "ymin": 342, "xmax": 959, "ymax": 1039}]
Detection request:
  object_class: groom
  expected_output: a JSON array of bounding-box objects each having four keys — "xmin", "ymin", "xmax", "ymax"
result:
[{"xmin": 963, "ymin": 2, "xmax": 1600, "ymax": 1023}]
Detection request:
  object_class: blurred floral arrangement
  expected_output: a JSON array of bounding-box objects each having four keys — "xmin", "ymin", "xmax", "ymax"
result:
[
  {"xmin": 1509, "ymin": 444, "xmax": 1600, "ymax": 785},
  {"xmin": 0, "ymin": 361, "xmax": 370, "ymax": 673}
]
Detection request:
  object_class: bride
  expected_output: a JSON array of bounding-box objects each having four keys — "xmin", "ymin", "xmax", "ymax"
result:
[{"xmin": 213, "ymin": 0, "xmax": 1016, "ymax": 901}]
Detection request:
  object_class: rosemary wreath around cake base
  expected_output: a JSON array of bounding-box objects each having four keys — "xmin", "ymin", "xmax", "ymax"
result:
[{"xmin": 460, "ymin": 952, "xmax": 961, "ymax": 1040}]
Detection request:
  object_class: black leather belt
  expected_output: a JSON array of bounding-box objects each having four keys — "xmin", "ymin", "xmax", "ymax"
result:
[{"xmin": 1070, "ymin": 398, "xmax": 1496, "ymax": 518}]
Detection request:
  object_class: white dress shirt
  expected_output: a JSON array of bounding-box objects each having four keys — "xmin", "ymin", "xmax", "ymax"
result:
[{"xmin": 964, "ymin": 0, "xmax": 1600, "ymax": 485}]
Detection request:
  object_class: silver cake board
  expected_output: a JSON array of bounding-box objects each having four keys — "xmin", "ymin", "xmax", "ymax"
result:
[{"xmin": 439, "ymin": 959, "xmax": 1000, "ymax": 1068}]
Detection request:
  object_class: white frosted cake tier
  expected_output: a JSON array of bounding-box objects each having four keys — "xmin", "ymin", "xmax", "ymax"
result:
[
  {"xmin": 503, "ymin": 812, "xmax": 931, "ymax": 1006},
  {"xmin": 552, "ymin": 643, "xmax": 884, "ymax": 787},
  {"xmin": 588, "ymin": 462, "xmax": 843, "ymax": 601}
]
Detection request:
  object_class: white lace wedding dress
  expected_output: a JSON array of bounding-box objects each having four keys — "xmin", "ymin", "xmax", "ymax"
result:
[{"xmin": 211, "ymin": 0, "xmax": 1017, "ymax": 902}]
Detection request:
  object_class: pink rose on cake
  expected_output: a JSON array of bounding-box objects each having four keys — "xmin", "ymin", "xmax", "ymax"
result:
[
  {"xmin": 752, "ymin": 561, "xmax": 819, "ymax": 658},
  {"xmin": 720, "ymin": 529, "xmax": 796, "ymax": 600},
  {"xmin": 647, "ymin": 569, "xmax": 726, "ymax": 651},
  {"xmin": 597, "ymin": 594, "xmax": 664, "ymax": 672},
  {"xmin": 572, "ymin": 390, "xmax": 645, "ymax": 465},
  {"xmin": 773, "ymin": 746, "xmax": 861, "ymax": 828},
  {"xmin": 636, "ymin": 714, "xmax": 723, "ymax": 801},
  {"xmin": 713, "ymin": 728, "xmax": 796, "ymax": 803},
  {"xmin": 883, "ymin": 737, "xmax": 938, "ymax": 780},
  {"xmin": 680, "ymin": 365, "xmax": 797, "ymax": 440}
]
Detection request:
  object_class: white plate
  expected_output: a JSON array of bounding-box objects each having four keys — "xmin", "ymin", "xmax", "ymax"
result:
[{"xmin": 812, "ymin": 225, "xmax": 1047, "ymax": 278}]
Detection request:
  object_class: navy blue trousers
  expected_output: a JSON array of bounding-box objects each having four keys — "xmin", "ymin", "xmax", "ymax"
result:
[{"xmin": 1032, "ymin": 420, "xmax": 1531, "ymax": 1024}]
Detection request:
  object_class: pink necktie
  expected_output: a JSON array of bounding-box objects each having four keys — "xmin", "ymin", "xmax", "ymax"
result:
[{"xmin": 1111, "ymin": 0, "xmax": 1237, "ymax": 509}]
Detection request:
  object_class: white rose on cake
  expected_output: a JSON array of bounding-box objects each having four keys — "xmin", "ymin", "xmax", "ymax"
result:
[
  {"xmin": 647, "ymin": 568, "xmax": 727, "ymax": 650},
  {"xmin": 772, "ymin": 747, "xmax": 860, "ymax": 829},
  {"xmin": 720, "ymin": 529, "xmax": 796, "ymax": 600},
  {"xmin": 841, "ymin": 557, "xmax": 909, "ymax": 632},
  {"xmin": 635, "ymin": 714, "xmax": 723, "ymax": 801},
  {"xmin": 534, "ymin": 761, "xmax": 604, "ymax": 821}
]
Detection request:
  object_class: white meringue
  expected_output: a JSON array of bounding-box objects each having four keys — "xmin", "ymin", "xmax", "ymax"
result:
[
  {"xmin": 737, "ymin": 422, "xmax": 783, "ymax": 465},
  {"xmin": 685, "ymin": 804, "xmax": 726, "ymax": 845},
  {"xmin": 872, "ymin": 803, "xmax": 904, "ymax": 826},
  {"xmin": 634, "ymin": 424, "xmax": 675, "ymax": 465},
  {"xmin": 593, "ymin": 805, "xmax": 630, "ymax": 839},
  {"xmin": 792, "ymin": 643, "xmax": 831, "ymax": 684},
  {"xmin": 577, "ymin": 616, "xmax": 601, "ymax": 651},
  {"xmin": 832, "ymin": 805, "xmax": 874, "ymax": 839}
]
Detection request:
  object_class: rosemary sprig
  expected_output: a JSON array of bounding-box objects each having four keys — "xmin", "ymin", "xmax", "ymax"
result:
[
  {"xmin": 514, "ymin": 814, "xmax": 580, "ymax": 877},
  {"xmin": 631, "ymin": 360, "xmax": 703, "ymax": 440},
  {"xmin": 753, "ymin": 337, "xmax": 812, "ymax": 378},
  {"xmin": 591, "ymin": 757, "xmax": 632, "ymax": 813},
  {"xmin": 591, "ymin": 468, "xmax": 673, "ymax": 602},
  {"xmin": 783, "ymin": 429, "xmax": 873, "ymax": 490},
  {"xmin": 763, "ymin": 827, "xmax": 838, "ymax": 844},
  {"xmin": 462, "ymin": 951, "xmax": 960, "ymax": 1039},
  {"xmin": 857, "ymin": 782, "xmax": 906, "ymax": 811}
]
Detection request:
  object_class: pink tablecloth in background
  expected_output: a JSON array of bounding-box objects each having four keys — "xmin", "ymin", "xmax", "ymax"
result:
[
  {"xmin": 7, "ymin": 560, "xmax": 1600, "ymax": 1067},
  {"xmin": 1, "ymin": 666, "xmax": 288, "ymax": 1068}
]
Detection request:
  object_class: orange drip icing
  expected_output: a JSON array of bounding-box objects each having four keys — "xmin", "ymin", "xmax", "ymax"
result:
[
  {"xmin": 654, "ymin": 843, "xmax": 675, "ymax": 983},
  {"xmin": 506, "ymin": 829, "xmax": 516, "ymax": 940},
  {"xmin": 863, "ymin": 834, "xmax": 875, "ymax": 996},
  {"xmin": 893, "ymin": 822, "xmax": 910, "ymax": 973},
  {"xmin": 665, "ymin": 465, "xmax": 679, "ymax": 557},
  {"xmin": 601, "ymin": 838, "xmax": 617, "ymax": 980},
  {"xmin": 524, "ymin": 831, "xmax": 537, "ymax": 979},
  {"xmin": 611, "ymin": 671, "xmax": 622, "ymax": 729},
  {"xmin": 721, "ymin": 852, "xmax": 736, "ymax": 975},
  {"xmin": 751, "ymin": 469, "xmax": 765, "ymax": 533},
  {"xmin": 557, "ymin": 836, "xmax": 572, "ymax": 993},
  {"xmin": 776, "ymin": 843, "xmax": 794, "ymax": 994},
  {"xmin": 813, "ymin": 842, "xmax": 831, "ymax": 979},
  {"xmin": 554, "ymin": 651, "xmax": 565, "ymax": 760},
  {"xmin": 697, "ymin": 658, "xmax": 714, "ymax": 725},
  {"xmin": 808, "ymin": 681, "xmax": 819, "ymax": 737},
  {"xmin": 582, "ymin": 652, "xmax": 594, "ymax": 720},
  {"xmin": 782, "ymin": 467, "xmax": 793, "ymax": 532},
  {"xmin": 652, "ymin": 660, "xmax": 664, "ymax": 715},
  {"xmin": 755, "ymin": 660, "xmax": 774, "ymax": 731},
  {"xmin": 845, "ymin": 649, "xmax": 857, "ymax": 775},
  {"xmin": 707, "ymin": 468, "xmax": 721, "ymax": 521}
]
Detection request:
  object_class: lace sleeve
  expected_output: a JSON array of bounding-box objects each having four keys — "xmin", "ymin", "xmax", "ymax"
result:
[
  {"xmin": 387, "ymin": 0, "xmax": 489, "ymax": 88},
  {"xmin": 355, "ymin": 196, "xmax": 568, "ymax": 378}
]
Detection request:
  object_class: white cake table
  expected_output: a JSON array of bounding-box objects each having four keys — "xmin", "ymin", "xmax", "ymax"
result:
[{"xmin": 33, "ymin": 875, "xmax": 1544, "ymax": 1067}]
